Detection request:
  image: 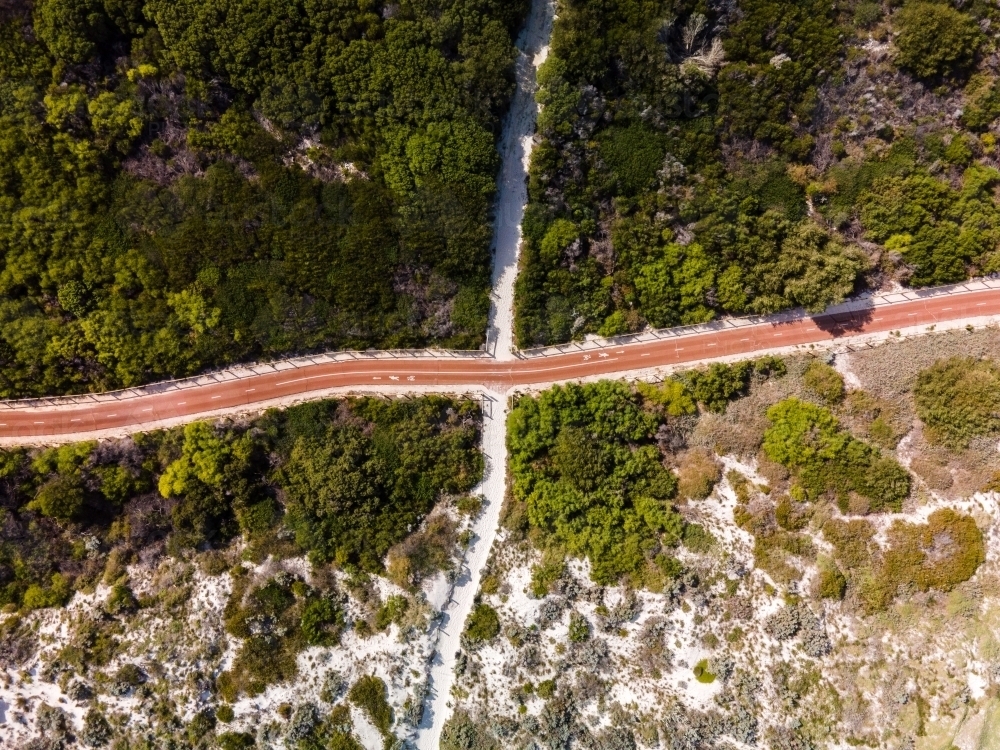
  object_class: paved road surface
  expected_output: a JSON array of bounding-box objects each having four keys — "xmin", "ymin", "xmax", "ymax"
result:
[{"xmin": 2, "ymin": 288, "xmax": 999, "ymax": 442}]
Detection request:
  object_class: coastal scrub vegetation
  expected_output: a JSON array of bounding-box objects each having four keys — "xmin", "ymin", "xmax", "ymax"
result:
[
  {"xmin": 505, "ymin": 360, "xmax": 786, "ymax": 588},
  {"xmin": 0, "ymin": 396, "xmax": 481, "ymax": 612},
  {"xmin": 515, "ymin": 0, "xmax": 1000, "ymax": 347},
  {"xmin": 0, "ymin": 0, "xmax": 530, "ymax": 397}
]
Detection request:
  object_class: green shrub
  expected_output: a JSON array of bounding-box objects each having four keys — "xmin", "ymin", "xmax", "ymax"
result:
[
  {"xmin": 763, "ymin": 398, "xmax": 910, "ymax": 511},
  {"xmin": 217, "ymin": 732, "xmax": 254, "ymax": 750},
  {"xmin": 440, "ymin": 710, "xmax": 496, "ymax": 750},
  {"xmin": 817, "ymin": 565, "xmax": 847, "ymax": 600},
  {"xmin": 682, "ymin": 524, "xmax": 716, "ymax": 553},
  {"xmin": 104, "ymin": 584, "xmax": 138, "ymax": 616},
  {"xmin": 693, "ymin": 659, "xmax": 716, "ymax": 684},
  {"xmin": 854, "ymin": 1, "xmax": 882, "ymax": 28},
  {"xmin": 348, "ymin": 675, "xmax": 393, "ymax": 736},
  {"xmin": 894, "ymin": 2, "xmax": 982, "ymax": 79},
  {"xmin": 803, "ymin": 361, "xmax": 844, "ymax": 405},
  {"xmin": 464, "ymin": 604, "xmax": 501, "ymax": 643},
  {"xmin": 568, "ymin": 612, "xmax": 590, "ymax": 643},
  {"xmin": 28, "ymin": 475, "xmax": 84, "ymax": 521},
  {"xmin": 508, "ymin": 382, "xmax": 684, "ymax": 586},
  {"xmin": 537, "ymin": 679, "xmax": 557, "ymax": 699},
  {"xmin": 684, "ymin": 358, "xmax": 787, "ymax": 413},
  {"xmin": 215, "ymin": 705, "xmax": 235, "ymax": 723},
  {"xmin": 374, "ymin": 595, "xmax": 409, "ymax": 631},
  {"xmin": 300, "ymin": 598, "xmax": 345, "ymax": 646},
  {"xmin": 914, "ymin": 357, "xmax": 1000, "ymax": 448}
]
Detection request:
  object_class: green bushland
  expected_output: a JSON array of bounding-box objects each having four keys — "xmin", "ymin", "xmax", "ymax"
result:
[
  {"xmin": 507, "ymin": 368, "xmax": 785, "ymax": 587},
  {"xmin": 763, "ymin": 398, "xmax": 910, "ymax": 513},
  {"xmin": 223, "ymin": 573, "xmax": 350, "ymax": 701},
  {"xmin": 514, "ymin": 0, "xmax": 998, "ymax": 348},
  {"xmin": 0, "ymin": 0, "xmax": 530, "ymax": 398},
  {"xmin": 857, "ymin": 166, "xmax": 1000, "ymax": 286},
  {"xmin": 914, "ymin": 357, "xmax": 1000, "ymax": 449},
  {"xmin": 513, "ymin": 0, "xmax": 872, "ymax": 347},
  {"xmin": 0, "ymin": 396, "xmax": 480, "ymax": 612},
  {"xmin": 507, "ymin": 381, "xmax": 684, "ymax": 588}
]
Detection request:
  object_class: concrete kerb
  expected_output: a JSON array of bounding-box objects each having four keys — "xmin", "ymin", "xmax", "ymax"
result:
[
  {"xmin": 514, "ymin": 276, "xmax": 1000, "ymax": 358},
  {"xmin": 1, "ymin": 277, "xmax": 999, "ymax": 411}
]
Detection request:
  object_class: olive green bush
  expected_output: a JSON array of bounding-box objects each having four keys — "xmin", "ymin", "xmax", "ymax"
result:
[
  {"xmin": 763, "ymin": 398, "xmax": 910, "ymax": 512},
  {"xmin": 894, "ymin": 2, "xmax": 982, "ymax": 79},
  {"xmin": 914, "ymin": 357, "xmax": 1000, "ymax": 448}
]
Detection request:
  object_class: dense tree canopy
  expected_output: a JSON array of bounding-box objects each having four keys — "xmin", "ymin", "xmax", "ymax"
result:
[
  {"xmin": 0, "ymin": 0, "xmax": 529, "ymax": 397},
  {"xmin": 514, "ymin": 0, "xmax": 999, "ymax": 347}
]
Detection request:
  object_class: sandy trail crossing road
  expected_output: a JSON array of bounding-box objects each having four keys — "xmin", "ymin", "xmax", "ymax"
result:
[{"xmin": 3, "ymin": 284, "xmax": 1000, "ymax": 445}]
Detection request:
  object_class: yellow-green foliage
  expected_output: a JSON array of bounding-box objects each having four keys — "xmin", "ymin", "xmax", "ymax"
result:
[
  {"xmin": 507, "ymin": 382, "xmax": 683, "ymax": 586},
  {"xmin": 914, "ymin": 357, "xmax": 1000, "ymax": 448},
  {"xmin": 349, "ymin": 675, "xmax": 393, "ymax": 736},
  {"xmin": 824, "ymin": 510, "xmax": 984, "ymax": 612},
  {"xmin": 763, "ymin": 398, "xmax": 910, "ymax": 511},
  {"xmin": 803, "ymin": 360, "xmax": 844, "ymax": 405}
]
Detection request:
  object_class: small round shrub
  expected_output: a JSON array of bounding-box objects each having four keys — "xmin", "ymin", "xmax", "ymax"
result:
[
  {"xmin": 894, "ymin": 2, "xmax": 982, "ymax": 79},
  {"xmin": 464, "ymin": 603, "xmax": 500, "ymax": 643},
  {"xmin": 803, "ymin": 361, "xmax": 844, "ymax": 405},
  {"xmin": 568, "ymin": 611, "xmax": 590, "ymax": 643}
]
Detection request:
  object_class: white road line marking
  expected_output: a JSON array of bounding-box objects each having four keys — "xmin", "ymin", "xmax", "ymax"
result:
[
  {"xmin": 908, "ymin": 313, "xmax": 917, "ymax": 316},
  {"xmin": 707, "ymin": 343, "xmax": 716, "ymax": 347},
  {"xmin": 978, "ymin": 303, "xmax": 987, "ymax": 306},
  {"xmin": 107, "ymin": 414, "xmax": 116, "ymax": 418},
  {"xmin": 741, "ymin": 338, "xmax": 750, "ymax": 342},
  {"xmin": 641, "ymin": 353, "xmax": 650, "ymax": 357},
  {"xmin": 373, "ymin": 377, "xmax": 382, "ymax": 380},
  {"xmin": 246, "ymin": 388, "xmax": 255, "ymax": 393},
  {"xmin": 943, "ymin": 307, "xmax": 952, "ymax": 311},
  {"xmin": 177, "ymin": 402, "xmax": 186, "ymax": 406},
  {"xmin": 34, "ymin": 421, "xmax": 44, "ymax": 424},
  {"xmin": 211, "ymin": 395, "xmax": 221, "ymax": 400},
  {"xmin": 874, "ymin": 317, "xmax": 883, "ymax": 321},
  {"xmin": 389, "ymin": 376, "xmax": 400, "ymax": 381},
  {"xmin": 71, "ymin": 419, "xmax": 81, "ymax": 422},
  {"xmin": 774, "ymin": 333, "xmax": 783, "ymax": 337},
  {"xmin": 142, "ymin": 408, "xmax": 153, "ymax": 412}
]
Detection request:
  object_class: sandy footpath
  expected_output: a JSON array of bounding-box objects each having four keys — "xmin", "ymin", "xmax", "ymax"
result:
[{"xmin": 415, "ymin": 0, "xmax": 555, "ymax": 745}]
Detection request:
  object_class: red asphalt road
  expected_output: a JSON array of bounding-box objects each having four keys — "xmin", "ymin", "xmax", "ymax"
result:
[{"xmin": 3, "ymin": 289, "xmax": 999, "ymax": 441}]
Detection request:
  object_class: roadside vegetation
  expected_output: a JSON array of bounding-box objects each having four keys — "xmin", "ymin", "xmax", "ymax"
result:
[
  {"xmin": 0, "ymin": 395, "xmax": 482, "ymax": 747},
  {"xmin": 461, "ymin": 341, "xmax": 995, "ymax": 748},
  {"xmin": 515, "ymin": 0, "xmax": 1000, "ymax": 346},
  {"xmin": 0, "ymin": 0, "xmax": 530, "ymax": 397},
  {"xmin": 0, "ymin": 396, "xmax": 481, "ymax": 613}
]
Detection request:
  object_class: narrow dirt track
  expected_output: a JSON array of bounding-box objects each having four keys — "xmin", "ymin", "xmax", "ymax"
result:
[{"xmin": 3, "ymin": 288, "xmax": 999, "ymax": 442}]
